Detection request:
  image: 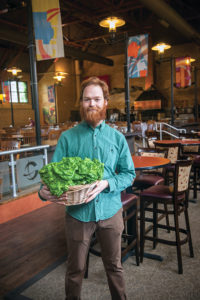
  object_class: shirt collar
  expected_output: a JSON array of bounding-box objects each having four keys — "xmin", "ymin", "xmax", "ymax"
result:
[{"xmin": 81, "ymin": 120, "xmax": 105, "ymax": 131}]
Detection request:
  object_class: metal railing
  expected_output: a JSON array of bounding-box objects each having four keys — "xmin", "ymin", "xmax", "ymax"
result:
[
  {"xmin": 155, "ymin": 122, "xmax": 186, "ymax": 140},
  {"xmin": 0, "ymin": 145, "xmax": 49, "ymax": 198}
]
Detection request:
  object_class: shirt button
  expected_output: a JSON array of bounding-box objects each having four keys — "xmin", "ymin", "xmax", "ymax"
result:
[{"xmin": 96, "ymin": 199, "xmax": 99, "ymax": 202}]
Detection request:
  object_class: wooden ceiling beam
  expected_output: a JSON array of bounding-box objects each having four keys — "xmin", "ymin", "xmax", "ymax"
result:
[{"xmin": 0, "ymin": 28, "xmax": 113, "ymax": 66}]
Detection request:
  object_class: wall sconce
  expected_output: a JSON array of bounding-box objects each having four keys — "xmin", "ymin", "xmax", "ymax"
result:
[
  {"xmin": 99, "ymin": 16, "xmax": 125, "ymax": 33},
  {"xmin": 152, "ymin": 42, "xmax": 171, "ymax": 54},
  {"xmin": 7, "ymin": 67, "xmax": 22, "ymax": 76},
  {"xmin": 53, "ymin": 72, "xmax": 67, "ymax": 83},
  {"xmin": 0, "ymin": 93, "xmax": 5, "ymax": 104}
]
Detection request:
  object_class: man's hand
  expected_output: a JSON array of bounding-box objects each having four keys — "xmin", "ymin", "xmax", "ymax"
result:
[
  {"xmin": 85, "ymin": 180, "xmax": 109, "ymax": 203},
  {"xmin": 39, "ymin": 185, "xmax": 59, "ymax": 201}
]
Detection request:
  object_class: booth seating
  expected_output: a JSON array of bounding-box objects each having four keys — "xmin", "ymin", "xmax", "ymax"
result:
[
  {"xmin": 140, "ymin": 160, "xmax": 194, "ymax": 274},
  {"xmin": 84, "ymin": 191, "xmax": 139, "ymax": 278}
]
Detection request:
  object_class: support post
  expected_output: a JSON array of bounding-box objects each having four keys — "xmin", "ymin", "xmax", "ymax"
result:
[
  {"xmin": 170, "ymin": 57, "xmax": 174, "ymax": 125},
  {"xmin": 27, "ymin": 0, "xmax": 41, "ymax": 145},
  {"xmin": 194, "ymin": 66, "xmax": 198, "ymax": 122},
  {"xmin": 9, "ymin": 81, "xmax": 14, "ymax": 127},
  {"xmin": 124, "ymin": 33, "xmax": 131, "ymax": 132}
]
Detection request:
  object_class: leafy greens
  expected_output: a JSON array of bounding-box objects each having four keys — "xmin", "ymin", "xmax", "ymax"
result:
[{"xmin": 39, "ymin": 157, "xmax": 104, "ymax": 197}]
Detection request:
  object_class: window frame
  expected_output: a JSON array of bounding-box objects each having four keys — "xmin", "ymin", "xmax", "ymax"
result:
[{"xmin": 2, "ymin": 80, "xmax": 29, "ymax": 104}]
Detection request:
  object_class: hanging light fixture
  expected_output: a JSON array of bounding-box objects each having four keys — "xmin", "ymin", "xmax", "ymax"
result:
[
  {"xmin": 185, "ymin": 57, "xmax": 196, "ymax": 65},
  {"xmin": 152, "ymin": 42, "xmax": 171, "ymax": 54},
  {"xmin": 0, "ymin": 93, "xmax": 5, "ymax": 104},
  {"xmin": 99, "ymin": 16, "xmax": 125, "ymax": 32},
  {"xmin": 53, "ymin": 72, "xmax": 67, "ymax": 83},
  {"xmin": 7, "ymin": 67, "xmax": 22, "ymax": 76}
]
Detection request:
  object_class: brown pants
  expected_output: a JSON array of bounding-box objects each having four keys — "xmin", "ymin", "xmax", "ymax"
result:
[{"xmin": 65, "ymin": 208, "xmax": 127, "ymax": 300}]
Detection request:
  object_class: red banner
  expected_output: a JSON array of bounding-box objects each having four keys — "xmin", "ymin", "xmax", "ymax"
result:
[{"xmin": 175, "ymin": 57, "xmax": 191, "ymax": 88}]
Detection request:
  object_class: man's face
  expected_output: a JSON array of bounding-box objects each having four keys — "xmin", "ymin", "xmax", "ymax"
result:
[{"xmin": 80, "ymin": 84, "xmax": 107, "ymax": 127}]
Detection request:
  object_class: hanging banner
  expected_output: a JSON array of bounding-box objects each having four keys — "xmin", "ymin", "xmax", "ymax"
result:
[
  {"xmin": 43, "ymin": 85, "xmax": 56, "ymax": 124},
  {"xmin": 128, "ymin": 34, "xmax": 148, "ymax": 78},
  {"xmin": 32, "ymin": 0, "xmax": 64, "ymax": 61},
  {"xmin": 175, "ymin": 57, "xmax": 191, "ymax": 88}
]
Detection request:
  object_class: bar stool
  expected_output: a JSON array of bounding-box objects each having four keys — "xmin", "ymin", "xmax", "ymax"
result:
[
  {"xmin": 155, "ymin": 142, "xmax": 181, "ymax": 185},
  {"xmin": 84, "ymin": 192, "xmax": 139, "ymax": 278},
  {"xmin": 140, "ymin": 160, "xmax": 194, "ymax": 274}
]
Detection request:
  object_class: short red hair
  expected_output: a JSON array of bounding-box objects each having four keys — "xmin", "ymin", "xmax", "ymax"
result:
[{"xmin": 80, "ymin": 76, "xmax": 109, "ymax": 101}]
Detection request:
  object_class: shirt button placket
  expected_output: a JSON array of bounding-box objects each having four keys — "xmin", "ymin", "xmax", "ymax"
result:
[{"xmin": 93, "ymin": 131, "xmax": 97, "ymax": 151}]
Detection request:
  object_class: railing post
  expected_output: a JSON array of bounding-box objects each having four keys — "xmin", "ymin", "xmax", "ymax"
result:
[
  {"xmin": 160, "ymin": 123, "xmax": 162, "ymax": 140},
  {"xmin": 43, "ymin": 148, "xmax": 48, "ymax": 165},
  {"xmin": 9, "ymin": 153, "xmax": 17, "ymax": 198}
]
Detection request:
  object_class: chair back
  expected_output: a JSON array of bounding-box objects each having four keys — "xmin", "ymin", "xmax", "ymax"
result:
[
  {"xmin": 0, "ymin": 140, "xmax": 21, "ymax": 161},
  {"xmin": 155, "ymin": 142, "xmax": 180, "ymax": 164},
  {"xmin": 138, "ymin": 147, "xmax": 167, "ymax": 158},
  {"xmin": 174, "ymin": 160, "xmax": 192, "ymax": 193},
  {"xmin": 132, "ymin": 121, "xmax": 142, "ymax": 133},
  {"xmin": 181, "ymin": 139, "xmax": 199, "ymax": 154},
  {"xmin": 48, "ymin": 129, "xmax": 62, "ymax": 140},
  {"xmin": 20, "ymin": 128, "xmax": 36, "ymax": 146},
  {"xmin": 146, "ymin": 136, "xmax": 158, "ymax": 148},
  {"xmin": 137, "ymin": 147, "xmax": 167, "ymax": 174}
]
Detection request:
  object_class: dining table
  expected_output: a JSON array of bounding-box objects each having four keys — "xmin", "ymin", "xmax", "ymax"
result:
[
  {"xmin": 154, "ymin": 139, "xmax": 200, "ymax": 146},
  {"xmin": 132, "ymin": 155, "xmax": 171, "ymax": 171}
]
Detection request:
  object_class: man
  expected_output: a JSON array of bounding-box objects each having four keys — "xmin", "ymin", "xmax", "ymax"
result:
[
  {"xmin": 25, "ymin": 117, "xmax": 35, "ymax": 127},
  {"xmin": 39, "ymin": 77, "xmax": 136, "ymax": 300}
]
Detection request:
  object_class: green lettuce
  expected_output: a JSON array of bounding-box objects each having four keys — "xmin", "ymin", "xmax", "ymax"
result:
[{"xmin": 39, "ymin": 157, "xmax": 104, "ymax": 196}]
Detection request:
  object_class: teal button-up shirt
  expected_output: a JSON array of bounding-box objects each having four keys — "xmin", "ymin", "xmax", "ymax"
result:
[{"xmin": 51, "ymin": 121, "xmax": 136, "ymax": 222}]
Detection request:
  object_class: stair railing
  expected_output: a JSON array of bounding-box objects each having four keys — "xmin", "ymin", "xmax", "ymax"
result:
[{"xmin": 155, "ymin": 122, "xmax": 186, "ymax": 140}]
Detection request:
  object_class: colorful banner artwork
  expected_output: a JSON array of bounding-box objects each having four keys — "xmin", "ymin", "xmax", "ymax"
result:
[
  {"xmin": 43, "ymin": 85, "xmax": 56, "ymax": 124},
  {"xmin": 2, "ymin": 81, "xmax": 10, "ymax": 103},
  {"xmin": 128, "ymin": 34, "xmax": 148, "ymax": 78},
  {"xmin": 175, "ymin": 57, "xmax": 191, "ymax": 88},
  {"xmin": 32, "ymin": 0, "xmax": 64, "ymax": 61}
]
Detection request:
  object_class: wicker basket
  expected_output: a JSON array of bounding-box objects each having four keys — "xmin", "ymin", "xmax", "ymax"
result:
[{"xmin": 50, "ymin": 181, "xmax": 98, "ymax": 206}]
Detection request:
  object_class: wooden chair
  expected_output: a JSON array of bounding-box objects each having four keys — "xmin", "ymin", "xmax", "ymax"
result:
[
  {"xmin": 20, "ymin": 128, "xmax": 36, "ymax": 146},
  {"xmin": 140, "ymin": 160, "xmax": 194, "ymax": 274},
  {"xmin": 0, "ymin": 140, "xmax": 21, "ymax": 161},
  {"xmin": 48, "ymin": 129, "xmax": 62, "ymax": 140}
]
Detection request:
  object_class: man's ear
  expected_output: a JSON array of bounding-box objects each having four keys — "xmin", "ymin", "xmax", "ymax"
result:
[{"xmin": 105, "ymin": 100, "xmax": 108, "ymax": 106}]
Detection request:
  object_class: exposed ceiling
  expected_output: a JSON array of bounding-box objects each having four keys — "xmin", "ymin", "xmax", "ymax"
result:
[{"xmin": 0, "ymin": 0, "xmax": 200, "ymax": 71}]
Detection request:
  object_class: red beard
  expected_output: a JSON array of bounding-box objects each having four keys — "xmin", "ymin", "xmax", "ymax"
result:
[{"xmin": 80, "ymin": 102, "xmax": 107, "ymax": 127}]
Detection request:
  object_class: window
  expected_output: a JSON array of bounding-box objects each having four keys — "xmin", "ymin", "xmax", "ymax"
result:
[{"xmin": 2, "ymin": 81, "xmax": 28, "ymax": 103}]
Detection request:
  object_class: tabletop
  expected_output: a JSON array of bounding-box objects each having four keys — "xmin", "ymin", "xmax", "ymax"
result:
[
  {"xmin": 154, "ymin": 139, "xmax": 200, "ymax": 146},
  {"xmin": 132, "ymin": 155, "xmax": 170, "ymax": 171}
]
